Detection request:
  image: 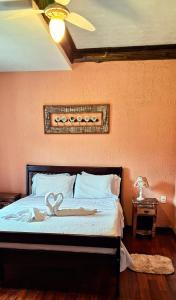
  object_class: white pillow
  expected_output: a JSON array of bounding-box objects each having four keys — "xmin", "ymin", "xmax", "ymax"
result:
[
  {"xmin": 32, "ymin": 174, "xmax": 75, "ymax": 198},
  {"xmin": 74, "ymin": 173, "xmax": 114, "ymax": 198},
  {"xmin": 32, "ymin": 173, "xmax": 69, "ymax": 195},
  {"xmin": 81, "ymin": 172, "xmax": 121, "ymax": 197}
]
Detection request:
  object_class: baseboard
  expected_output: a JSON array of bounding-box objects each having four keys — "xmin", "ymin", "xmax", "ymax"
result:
[
  {"xmin": 156, "ymin": 227, "xmax": 173, "ymax": 234},
  {"xmin": 124, "ymin": 225, "xmax": 175, "ymax": 237}
]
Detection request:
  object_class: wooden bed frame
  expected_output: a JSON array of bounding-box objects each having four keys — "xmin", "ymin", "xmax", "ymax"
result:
[{"xmin": 0, "ymin": 165, "xmax": 123, "ymax": 297}]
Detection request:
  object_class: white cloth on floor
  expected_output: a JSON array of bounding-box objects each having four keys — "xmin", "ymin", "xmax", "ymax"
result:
[{"xmin": 120, "ymin": 241, "xmax": 133, "ymax": 272}]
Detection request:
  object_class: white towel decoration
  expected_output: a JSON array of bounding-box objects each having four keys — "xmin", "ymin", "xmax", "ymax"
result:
[
  {"xmin": 54, "ymin": 207, "xmax": 98, "ymax": 217},
  {"xmin": 3, "ymin": 208, "xmax": 46, "ymax": 222},
  {"xmin": 2, "ymin": 193, "xmax": 98, "ymax": 222},
  {"xmin": 45, "ymin": 192, "xmax": 63, "ymax": 216},
  {"xmin": 45, "ymin": 192, "xmax": 98, "ymax": 217},
  {"xmin": 33, "ymin": 208, "xmax": 46, "ymax": 221}
]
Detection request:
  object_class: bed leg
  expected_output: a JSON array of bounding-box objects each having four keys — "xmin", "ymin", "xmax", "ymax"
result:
[
  {"xmin": 0, "ymin": 264, "xmax": 4, "ymax": 286},
  {"xmin": 114, "ymin": 259, "xmax": 120, "ymax": 299},
  {"xmin": 113, "ymin": 246, "xmax": 120, "ymax": 299}
]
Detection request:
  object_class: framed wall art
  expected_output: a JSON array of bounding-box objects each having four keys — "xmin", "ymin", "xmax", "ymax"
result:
[{"xmin": 43, "ymin": 104, "xmax": 110, "ymax": 134}]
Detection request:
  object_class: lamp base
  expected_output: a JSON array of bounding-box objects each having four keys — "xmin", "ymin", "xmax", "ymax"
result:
[{"xmin": 137, "ymin": 196, "xmax": 144, "ymax": 201}]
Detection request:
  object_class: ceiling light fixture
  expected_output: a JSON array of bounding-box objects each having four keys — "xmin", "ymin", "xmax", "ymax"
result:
[
  {"xmin": 49, "ymin": 18, "xmax": 65, "ymax": 43},
  {"xmin": 3, "ymin": 0, "xmax": 95, "ymax": 44},
  {"xmin": 45, "ymin": 4, "xmax": 69, "ymax": 43}
]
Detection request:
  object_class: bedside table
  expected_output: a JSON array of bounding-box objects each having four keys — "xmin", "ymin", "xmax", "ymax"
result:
[
  {"xmin": 132, "ymin": 198, "xmax": 159, "ymax": 238},
  {"xmin": 0, "ymin": 193, "xmax": 21, "ymax": 209}
]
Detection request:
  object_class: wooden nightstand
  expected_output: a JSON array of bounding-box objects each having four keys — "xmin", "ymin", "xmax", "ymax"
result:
[
  {"xmin": 132, "ymin": 198, "xmax": 159, "ymax": 238},
  {"xmin": 0, "ymin": 193, "xmax": 21, "ymax": 209}
]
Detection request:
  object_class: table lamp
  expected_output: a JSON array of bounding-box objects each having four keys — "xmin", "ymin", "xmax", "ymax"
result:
[{"xmin": 134, "ymin": 176, "xmax": 149, "ymax": 201}]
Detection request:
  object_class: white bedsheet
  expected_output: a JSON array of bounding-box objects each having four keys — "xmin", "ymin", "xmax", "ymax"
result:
[{"xmin": 0, "ymin": 195, "xmax": 124, "ymax": 237}]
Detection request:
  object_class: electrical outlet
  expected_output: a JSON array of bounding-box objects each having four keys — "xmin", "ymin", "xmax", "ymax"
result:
[{"xmin": 160, "ymin": 195, "xmax": 167, "ymax": 203}]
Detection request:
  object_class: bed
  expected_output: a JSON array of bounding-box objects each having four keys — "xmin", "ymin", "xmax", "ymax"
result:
[{"xmin": 0, "ymin": 165, "xmax": 123, "ymax": 297}]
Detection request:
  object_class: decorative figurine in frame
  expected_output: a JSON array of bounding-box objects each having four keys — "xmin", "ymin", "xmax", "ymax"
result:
[{"xmin": 43, "ymin": 104, "xmax": 110, "ymax": 134}]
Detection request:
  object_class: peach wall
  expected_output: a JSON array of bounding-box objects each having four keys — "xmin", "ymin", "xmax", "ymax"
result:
[
  {"xmin": 0, "ymin": 60, "xmax": 176, "ymax": 227},
  {"xmin": 174, "ymin": 179, "xmax": 176, "ymax": 233}
]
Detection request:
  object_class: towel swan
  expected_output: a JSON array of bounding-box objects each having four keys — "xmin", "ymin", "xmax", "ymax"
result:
[
  {"xmin": 45, "ymin": 192, "xmax": 98, "ymax": 216},
  {"xmin": 45, "ymin": 192, "xmax": 64, "ymax": 216}
]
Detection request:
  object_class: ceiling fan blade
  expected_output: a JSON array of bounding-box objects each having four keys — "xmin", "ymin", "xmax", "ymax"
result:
[
  {"xmin": 4, "ymin": 8, "xmax": 44, "ymax": 20},
  {"xmin": 54, "ymin": 0, "xmax": 71, "ymax": 5},
  {"xmin": 0, "ymin": 0, "xmax": 31, "ymax": 11},
  {"xmin": 32, "ymin": 8, "xmax": 44, "ymax": 14},
  {"xmin": 4, "ymin": 10, "xmax": 32, "ymax": 20},
  {"xmin": 66, "ymin": 12, "xmax": 95, "ymax": 31}
]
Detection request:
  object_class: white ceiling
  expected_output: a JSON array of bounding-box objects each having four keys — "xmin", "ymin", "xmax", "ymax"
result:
[
  {"xmin": 0, "ymin": 0, "xmax": 71, "ymax": 71},
  {"xmin": 67, "ymin": 0, "xmax": 176, "ymax": 49}
]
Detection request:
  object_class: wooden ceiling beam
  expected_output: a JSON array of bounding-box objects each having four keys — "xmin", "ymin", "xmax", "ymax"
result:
[{"xmin": 73, "ymin": 44, "xmax": 176, "ymax": 63}]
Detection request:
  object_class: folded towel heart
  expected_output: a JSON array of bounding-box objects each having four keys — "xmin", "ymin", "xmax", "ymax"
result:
[{"xmin": 45, "ymin": 192, "xmax": 63, "ymax": 216}]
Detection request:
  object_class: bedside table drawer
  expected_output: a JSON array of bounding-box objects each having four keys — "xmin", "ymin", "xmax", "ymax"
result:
[{"xmin": 137, "ymin": 207, "xmax": 156, "ymax": 215}]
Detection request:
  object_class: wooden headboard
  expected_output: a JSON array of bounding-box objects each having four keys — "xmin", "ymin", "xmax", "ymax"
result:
[{"xmin": 26, "ymin": 165, "xmax": 123, "ymax": 199}]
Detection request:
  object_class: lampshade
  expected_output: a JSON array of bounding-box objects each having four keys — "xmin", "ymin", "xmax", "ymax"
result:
[
  {"xmin": 49, "ymin": 18, "xmax": 65, "ymax": 43},
  {"xmin": 134, "ymin": 176, "xmax": 149, "ymax": 201},
  {"xmin": 134, "ymin": 176, "xmax": 149, "ymax": 188}
]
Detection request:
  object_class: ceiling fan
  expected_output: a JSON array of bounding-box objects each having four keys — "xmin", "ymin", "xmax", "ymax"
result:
[{"xmin": 1, "ymin": 0, "xmax": 95, "ymax": 43}]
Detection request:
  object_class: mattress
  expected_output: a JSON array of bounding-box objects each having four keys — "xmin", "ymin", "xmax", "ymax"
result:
[{"xmin": 0, "ymin": 195, "xmax": 124, "ymax": 237}]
